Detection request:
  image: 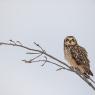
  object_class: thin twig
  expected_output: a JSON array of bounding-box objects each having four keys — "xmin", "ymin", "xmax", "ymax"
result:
[
  {"xmin": 31, "ymin": 59, "xmax": 73, "ymax": 72},
  {"xmin": 41, "ymin": 56, "xmax": 47, "ymax": 66},
  {"xmin": 22, "ymin": 53, "xmax": 43, "ymax": 63},
  {"xmin": 30, "ymin": 53, "xmax": 43, "ymax": 61},
  {"xmin": 34, "ymin": 42, "xmax": 45, "ymax": 53},
  {"xmin": 16, "ymin": 41, "xmax": 23, "ymax": 45}
]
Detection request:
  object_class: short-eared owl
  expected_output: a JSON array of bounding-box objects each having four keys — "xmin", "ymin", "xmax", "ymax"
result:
[{"xmin": 64, "ymin": 36, "xmax": 93, "ymax": 78}]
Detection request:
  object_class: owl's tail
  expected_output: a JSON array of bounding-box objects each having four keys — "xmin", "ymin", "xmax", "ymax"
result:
[
  {"xmin": 83, "ymin": 66, "xmax": 93, "ymax": 78},
  {"xmin": 88, "ymin": 69, "xmax": 93, "ymax": 76},
  {"xmin": 83, "ymin": 65, "xmax": 93, "ymax": 78}
]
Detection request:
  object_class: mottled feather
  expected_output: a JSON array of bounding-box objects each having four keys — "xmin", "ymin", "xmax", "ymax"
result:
[
  {"xmin": 64, "ymin": 36, "xmax": 93, "ymax": 77},
  {"xmin": 70, "ymin": 45, "xmax": 89, "ymax": 66}
]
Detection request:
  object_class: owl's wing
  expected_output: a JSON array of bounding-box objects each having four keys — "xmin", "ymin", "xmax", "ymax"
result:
[
  {"xmin": 70, "ymin": 46, "xmax": 89, "ymax": 66},
  {"xmin": 81, "ymin": 47, "xmax": 88, "ymax": 56}
]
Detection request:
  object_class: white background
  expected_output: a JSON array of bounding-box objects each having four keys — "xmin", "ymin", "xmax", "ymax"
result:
[{"xmin": 0, "ymin": 0, "xmax": 95, "ymax": 95}]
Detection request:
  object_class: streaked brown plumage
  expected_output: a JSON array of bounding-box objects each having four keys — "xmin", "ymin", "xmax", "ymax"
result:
[{"xmin": 64, "ymin": 36, "xmax": 93, "ymax": 78}]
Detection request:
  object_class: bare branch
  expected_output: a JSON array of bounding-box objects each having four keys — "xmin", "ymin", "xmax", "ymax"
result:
[
  {"xmin": 26, "ymin": 52, "xmax": 40, "ymax": 54},
  {"xmin": 0, "ymin": 41, "xmax": 95, "ymax": 91}
]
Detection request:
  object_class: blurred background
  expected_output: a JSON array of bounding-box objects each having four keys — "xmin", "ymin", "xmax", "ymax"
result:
[{"xmin": 0, "ymin": 0, "xmax": 95, "ymax": 95}]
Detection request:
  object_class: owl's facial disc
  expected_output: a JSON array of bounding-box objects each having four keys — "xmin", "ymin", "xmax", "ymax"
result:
[{"xmin": 64, "ymin": 36, "xmax": 77, "ymax": 46}]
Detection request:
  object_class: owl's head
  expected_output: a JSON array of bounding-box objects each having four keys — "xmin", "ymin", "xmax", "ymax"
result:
[{"xmin": 64, "ymin": 36, "xmax": 77, "ymax": 46}]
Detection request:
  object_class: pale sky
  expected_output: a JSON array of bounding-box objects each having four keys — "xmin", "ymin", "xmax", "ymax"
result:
[{"xmin": 0, "ymin": 0, "xmax": 95, "ymax": 95}]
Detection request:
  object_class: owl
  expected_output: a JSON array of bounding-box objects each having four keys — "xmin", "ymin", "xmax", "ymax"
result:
[{"xmin": 64, "ymin": 36, "xmax": 93, "ymax": 78}]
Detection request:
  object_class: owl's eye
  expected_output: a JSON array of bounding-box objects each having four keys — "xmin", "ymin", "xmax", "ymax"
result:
[
  {"xmin": 66, "ymin": 39, "xmax": 69, "ymax": 41},
  {"xmin": 71, "ymin": 39, "xmax": 74, "ymax": 42}
]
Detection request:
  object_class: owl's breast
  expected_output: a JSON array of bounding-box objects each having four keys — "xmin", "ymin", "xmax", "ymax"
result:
[
  {"xmin": 64, "ymin": 47, "xmax": 72, "ymax": 62},
  {"xmin": 64, "ymin": 47, "xmax": 77, "ymax": 67}
]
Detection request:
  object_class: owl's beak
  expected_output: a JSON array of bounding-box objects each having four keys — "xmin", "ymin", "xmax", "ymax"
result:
[{"xmin": 69, "ymin": 40, "xmax": 72, "ymax": 43}]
